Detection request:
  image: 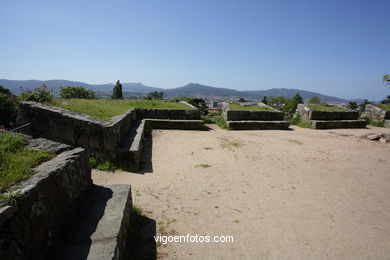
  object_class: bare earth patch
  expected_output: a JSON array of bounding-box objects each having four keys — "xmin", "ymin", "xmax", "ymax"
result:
[{"xmin": 93, "ymin": 125, "xmax": 390, "ymax": 259}]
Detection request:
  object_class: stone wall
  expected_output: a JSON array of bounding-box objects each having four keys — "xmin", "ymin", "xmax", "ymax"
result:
[
  {"xmin": 17, "ymin": 102, "xmax": 199, "ymax": 159},
  {"xmin": 0, "ymin": 147, "xmax": 91, "ymax": 260},
  {"xmin": 222, "ymin": 102, "xmax": 284, "ymax": 121},
  {"xmin": 296, "ymin": 104, "xmax": 359, "ymax": 120},
  {"xmin": 136, "ymin": 108, "xmax": 200, "ymax": 120},
  {"xmin": 361, "ymin": 104, "xmax": 390, "ymax": 121},
  {"xmin": 17, "ymin": 102, "xmax": 137, "ymax": 154}
]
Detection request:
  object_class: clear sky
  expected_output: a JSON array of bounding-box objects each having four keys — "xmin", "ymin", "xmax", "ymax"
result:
[{"xmin": 1, "ymin": 0, "xmax": 389, "ymax": 100}]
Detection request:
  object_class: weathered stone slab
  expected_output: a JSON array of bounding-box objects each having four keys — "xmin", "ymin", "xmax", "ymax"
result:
[
  {"xmin": 309, "ymin": 111, "xmax": 359, "ymax": 120},
  {"xmin": 227, "ymin": 121, "xmax": 290, "ymax": 130},
  {"xmin": 145, "ymin": 119, "xmax": 205, "ymax": 130},
  {"xmin": 50, "ymin": 184, "xmax": 132, "ymax": 260},
  {"xmin": 116, "ymin": 120, "xmax": 146, "ymax": 171},
  {"xmin": 311, "ymin": 120, "xmax": 367, "ymax": 129},
  {"xmin": 0, "ymin": 147, "xmax": 91, "ymax": 260},
  {"xmin": 296, "ymin": 104, "xmax": 359, "ymax": 120},
  {"xmin": 27, "ymin": 137, "xmax": 72, "ymax": 154},
  {"xmin": 361, "ymin": 104, "xmax": 390, "ymax": 121},
  {"xmin": 136, "ymin": 108, "xmax": 200, "ymax": 120}
]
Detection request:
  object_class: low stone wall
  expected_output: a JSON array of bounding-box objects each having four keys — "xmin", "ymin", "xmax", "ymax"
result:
[
  {"xmin": 136, "ymin": 108, "xmax": 200, "ymax": 120},
  {"xmin": 17, "ymin": 102, "xmax": 137, "ymax": 154},
  {"xmin": 296, "ymin": 104, "xmax": 359, "ymax": 120},
  {"xmin": 361, "ymin": 104, "xmax": 390, "ymax": 121},
  {"xmin": 222, "ymin": 102, "xmax": 284, "ymax": 121},
  {"xmin": 0, "ymin": 147, "xmax": 91, "ymax": 260},
  {"xmin": 17, "ymin": 102, "xmax": 199, "ymax": 159}
]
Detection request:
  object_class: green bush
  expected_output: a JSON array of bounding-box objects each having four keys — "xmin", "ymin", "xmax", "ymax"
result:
[
  {"xmin": 89, "ymin": 155, "xmax": 117, "ymax": 172},
  {"xmin": 0, "ymin": 93, "xmax": 17, "ymax": 128},
  {"xmin": 290, "ymin": 114, "xmax": 312, "ymax": 128},
  {"xmin": 308, "ymin": 96, "xmax": 321, "ymax": 104},
  {"xmin": 361, "ymin": 117, "xmax": 384, "ymax": 127},
  {"xmin": 18, "ymin": 84, "xmax": 53, "ymax": 103},
  {"xmin": 60, "ymin": 86, "xmax": 95, "ymax": 99}
]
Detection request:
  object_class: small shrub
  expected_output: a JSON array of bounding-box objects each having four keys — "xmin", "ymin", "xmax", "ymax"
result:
[
  {"xmin": 88, "ymin": 155, "xmax": 117, "ymax": 172},
  {"xmin": 361, "ymin": 117, "xmax": 384, "ymax": 127},
  {"xmin": 60, "ymin": 86, "xmax": 95, "ymax": 99},
  {"xmin": 0, "ymin": 93, "xmax": 17, "ymax": 128},
  {"xmin": 18, "ymin": 84, "xmax": 53, "ymax": 103},
  {"xmin": 290, "ymin": 114, "xmax": 312, "ymax": 128},
  {"xmin": 308, "ymin": 96, "xmax": 321, "ymax": 104},
  {"xmin": 145, "ymin": 91, "xmax": 164, "ymax": 100}
]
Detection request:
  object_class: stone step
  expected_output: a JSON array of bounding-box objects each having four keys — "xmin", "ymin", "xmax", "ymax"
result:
[
  {"xmin": 50, "ymin": 184, "xmax": 132, "ymax": 260},
  {"xmin": 116, "ymin": 120, "xmax": 146, "ymax": 171},
  {"xmin": 311, "ymin": 120, "xmax": 367, "ymax": 129},
  {"xmin": 144, "ymin": 119, "xmax": 205, "ymax": 130},
  {"xmin": 227, "ymin": 120, "xmax": 290, "ymax": 130}
]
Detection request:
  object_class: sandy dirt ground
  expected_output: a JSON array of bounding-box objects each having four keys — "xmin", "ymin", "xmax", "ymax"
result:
[{"xmin": 93, "ymin": 125, "xmax": 390, "ymax": 260}]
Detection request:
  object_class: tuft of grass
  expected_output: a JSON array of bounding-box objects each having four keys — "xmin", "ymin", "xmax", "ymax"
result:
[
  {"xmin": 230, "ymin": 103, "xmax": 273, "ymax": 111},
  {"xmin": 290, "ymin": 114, "xmax": 312, "ymax": 129},
  {"xmin": 219, "ymin": 137, "xmax": 243, "ymax": 149},
  {"xmin": 47, "ymin": 99, "xmax": 192, "ymax": 121},
  {"xmin": 195, "ymin": 163, "xmax": 211, "ymax": 168},
  {"xmin": 202, "ymin": 113, "xmax": 229, "ymax": 129},
  {"xmin": 0, "ymin": 132, "xmax": 54, "ymax": 196},
  {"xmin": 361, "ymin": 117, "xmax": 385, "ymax": 127},
  {"xmin": 89, "ymin": 155, "xmax": 117, "ymax": 172},
  {"xmin": 308, "ymin": 104, "xmax": 347, "ymax": 112},
  {"xmin": 287, "ymin": 139, "xmax": 303, "ymax": 145}
]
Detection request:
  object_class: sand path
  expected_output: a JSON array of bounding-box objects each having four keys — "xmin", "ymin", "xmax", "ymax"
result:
[{"xmin": 93, "ymin": 125, "xmax": 390, "ymax": 259}]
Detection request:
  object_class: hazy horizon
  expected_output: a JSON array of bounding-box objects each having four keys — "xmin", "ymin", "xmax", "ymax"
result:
[{"xmin": 1, "ymin": 0, "xmax": 389, "ymax": 100}]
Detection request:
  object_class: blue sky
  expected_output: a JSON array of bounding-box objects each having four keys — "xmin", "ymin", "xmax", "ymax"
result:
[{"xmin": 1, "ymin": 0, "xmax": 389, "ymax": 100}]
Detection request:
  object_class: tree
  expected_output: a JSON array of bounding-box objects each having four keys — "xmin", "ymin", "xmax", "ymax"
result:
[
  {"xmin": 383, "ymin": 74, "xmax": 390, "ymax": 87},
  {"xmin": 60, "ymin": 86, "xmax": 95, "ymax": 99},
  {"xmin": 347, "ymin": 101, "xmax": 358, "ymax": 110},
  {"xmin": 145, "ymin": 91, "xmax": 164, "ymax": 100},
  {"xmin": 267, "ymin": 96, "xmax": 289, "ymax": 111},
  {"xmin": 284, "ymin": 93, "xmax": 303, "ymax": 119},
  {"xmin": 0, "ymin": 90, "xmax": 17, "ymax": 128},
  {"xmin": 308, "ymin": 96, "xmax": 320, "ymax": 104},
  {"xmin": 261, "ymin": 96, "xmax": 267, "ymax": 105},
  {"xmin": 112, "ymin": 80, "xmax": 123, "ymax": 99},
  {"xmin": 380, "ymin": 95, "xmax": 390, "ymax": 104},
  {"xmin": 0, "ymin": 85, "xmax": 12, "ymax": 95},
  {"xmin": 238, "ymin": 98, "xmax": 246, "ymax": 102}
]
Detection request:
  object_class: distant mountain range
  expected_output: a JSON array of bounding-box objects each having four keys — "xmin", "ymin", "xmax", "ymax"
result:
[{"xmin": 0, "ymin": 79, "xmax": 359, "ymax": 103}]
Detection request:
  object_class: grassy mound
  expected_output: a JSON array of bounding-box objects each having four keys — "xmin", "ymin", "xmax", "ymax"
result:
[
  {"xmin": 47, "ymin": 99, "xmax": 192, "ymax": 120},
  {"xmin": 230, "ymin": 103, "xmax": 273, "ymax": 111},
  {"xmin": 308, "ymin": 104, "xmax": 347, "ymax": 112},
  {"xmin": 0, "ymin": 132, "xmax": 54, "ymax": 197}
]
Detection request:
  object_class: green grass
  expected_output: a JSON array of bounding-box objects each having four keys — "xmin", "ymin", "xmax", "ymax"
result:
[
  {"xmin": 0, "ymin": 132, "xmax": 54, "ymax": 197},
  {"xmin": 230, "ymin": 103, "xmax": 273, "ymax": 111},
  {"xmin": 361, "ymin": 117, "xmax": 385, "ymax": 127},
  {"xmin": 195, "ymin": 163, "xmax": 211, "ymax": 168},
  {"xmin": 47, "ymin": 99, "xmax": 192, "ymax": 120},
  {"xmin": 89, "ymin": 155, "xmax": 118, "ymax": 172},
  {"xmin": 202, "ymin": 112, "xmax": 229, "ymax": 129},
  {"xmin": 308, "ymin": 104, "xmax": 347, "ymax": 112},
  {"xmin": 378, "ymin": 104, "xmax": 390, "ymax": 111},
  {"xmin": 290, "ymin": 114, "xmax": 313, "ymax": 128}
]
